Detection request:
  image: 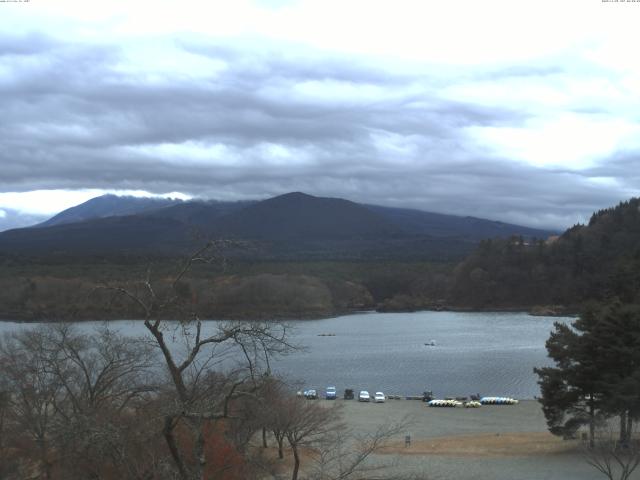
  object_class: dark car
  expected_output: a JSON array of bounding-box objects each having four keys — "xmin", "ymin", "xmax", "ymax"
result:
[{"xmin": 344, "ymin": 388, "xmax": 354, "ymax": 400}]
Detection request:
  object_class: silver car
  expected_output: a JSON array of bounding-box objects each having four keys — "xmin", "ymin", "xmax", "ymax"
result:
[{"xmin": 358, "ymin": 390, "xmax": 370, "ymax": 402}]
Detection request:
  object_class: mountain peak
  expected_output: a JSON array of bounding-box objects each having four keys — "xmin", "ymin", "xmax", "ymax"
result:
[
  {"xmin": 277, "ymin": 191, "xmax": 313, "ymax": 198},
  {"xmin": 268, "ymin": 192, "xmax": 317, "ymax": 202},
  {"xmin": 217, "ymin": 191, "xmax": 397, "ymax": 240}
]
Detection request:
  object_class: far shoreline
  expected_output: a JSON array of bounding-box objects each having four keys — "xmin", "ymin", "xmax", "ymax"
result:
[
  {"xmin": 0, "ymin": 306, "xmax": 579, "ymax": 324},
  {"xmin": 0, "ymin": 306, "xmax": 577, "ymax": 324}
]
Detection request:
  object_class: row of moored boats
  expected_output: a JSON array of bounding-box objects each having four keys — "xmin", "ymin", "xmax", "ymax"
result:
[{"xmin": 427, "ymin": 396, "xmax": 519, "ymax": 408}]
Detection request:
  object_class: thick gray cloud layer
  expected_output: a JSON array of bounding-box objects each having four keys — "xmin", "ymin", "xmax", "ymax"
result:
[{"xmin": 1, "ymin": 32, "xmax": 637, "ymax": 230}]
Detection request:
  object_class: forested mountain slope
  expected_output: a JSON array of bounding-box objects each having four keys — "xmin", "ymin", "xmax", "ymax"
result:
[{"xmin": 449, "ymin": 198, "xmax": 640, "ymax": 309}]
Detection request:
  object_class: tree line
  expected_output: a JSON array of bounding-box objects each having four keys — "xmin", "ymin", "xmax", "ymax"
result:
[{"xmin": 450, "ymin": 198, "xmax": 640, "ymax": 309}]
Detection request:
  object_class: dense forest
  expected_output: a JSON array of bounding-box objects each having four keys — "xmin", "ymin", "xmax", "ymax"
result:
[
  {"xmin": 0, "ymin": 256, "xmax": 449, "ymax": 321},
  {"xmin": 449, "ymin": 198, "xmax": 640, "ymax": 310}
]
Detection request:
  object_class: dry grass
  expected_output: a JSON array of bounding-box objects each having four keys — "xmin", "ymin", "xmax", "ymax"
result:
[
  {"xmin": 251, "ymin": 443, "xmax": 320, "ymax": 478},
  {"xmin": 381, "ymin": 432, "xmax": 579, "ymax": 458}
]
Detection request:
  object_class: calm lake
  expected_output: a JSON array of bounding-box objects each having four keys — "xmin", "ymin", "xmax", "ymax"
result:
[{"xmin": 0, "ymin": 311, "xmax": 571, "ymax": 399}]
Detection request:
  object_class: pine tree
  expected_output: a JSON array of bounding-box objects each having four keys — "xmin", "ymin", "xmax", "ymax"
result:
[
  {"xmin": 535, "ymin": 302, "xmax": 640, "ymax": 446},
  {"xmin": 535, "ymin": 312, "xmax": 602, "ymax": 445}
]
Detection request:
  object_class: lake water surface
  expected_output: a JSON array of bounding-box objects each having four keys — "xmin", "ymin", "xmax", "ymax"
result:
[{"xmin": 0, "ymin": 311, "xmax": 571, "ymax": 399}]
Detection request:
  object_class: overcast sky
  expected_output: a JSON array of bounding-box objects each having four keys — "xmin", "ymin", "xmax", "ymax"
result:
[{"xmin": 1, "ymin": 0, "xmax": 639, "ymax": 231}]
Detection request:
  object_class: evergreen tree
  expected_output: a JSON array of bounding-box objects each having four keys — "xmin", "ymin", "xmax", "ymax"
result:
[
  {"xmin": 589, "ymin": 302, "xmax": 640, "ymax": 445},
  {"xmin": 535, "ymin": 312, "xmax": 602, "ymax": 445},
  {"xmin": 535, "ymin": 302, "xmax": 640, "ymax": 446}
]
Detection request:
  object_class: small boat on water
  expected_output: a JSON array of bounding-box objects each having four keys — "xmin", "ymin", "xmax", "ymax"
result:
[{"xmin": 424, "ymin": 340, "xmax": 436, "ymax": 346}]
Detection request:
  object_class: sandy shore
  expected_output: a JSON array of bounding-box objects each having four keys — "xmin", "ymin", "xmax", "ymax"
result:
[{"xmin": 314, "ymin": 398, "xmax": 636, "ymax": 480}]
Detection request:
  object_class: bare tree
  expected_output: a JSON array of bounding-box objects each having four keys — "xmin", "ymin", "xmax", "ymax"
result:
[
  {"xmin": 0, "ymin": 384, "xmax": 7, "ymax": 448},
  {"xmin": 42, "ymin": 324, "xmax": 157, "ymax": 415},
  {"xmin": 283, "ymin": 397, "xmax": 338, "ymax": 480},
  {"xmin": 0, "ymin": 378, "xmax": 19, "ymax": 479},
  {"xmin": 66, "ymin": 399, "xmax": 180, "ymax": 480},
  {"xmin": 584, "ymin": 419, "xmax": 640, "ymax": 480},
  {"xmin": 255, "ymin": 376, "xmax": 291, "ymax": 460},
  {"xmin": 266, "ymin": 394, "xmax": 410, "ymax": 480},
  {"xmin": 101, "ymin": 241, "xmax": 295, "ymax": 480},
  {"xmin": 0, "ymin": 325, "xmax": 164, "ymax": 480},
  {"xmin": 0, "ymin": 328, "xmax": 63, "ymax": 479},
  {"xmin": 45, "ymin": 326, "xmax": 161, "ymax": 480},
  {"xmin": 309, "ymin": 418, "xmax": 410, "ymax": 480}
]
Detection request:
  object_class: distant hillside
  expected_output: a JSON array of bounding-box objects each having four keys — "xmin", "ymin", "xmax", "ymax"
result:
[
  {"xmin": 38, "ymin": 195, "xmax": 183, "ymax": 227},
  {"xmin": 214, "ymin": 192, "xmax": 400, "ymax": 240},
  {"xmin": 1, "ymin": 215, "xmax": 192, "ymax": 256},
  {"xmin": 144, "ymin": 199, "xmax": 253, "ymax": 226},
  {"xmin": 367, "ymin": 205, "xmax": 555, "ymax": 241},
  {"xmin": 0, "ymin": 192, "xmax": 556, "ymax": 260},
  {"xmin": 448, "ymin": 197, "xmax": 640, "ymax": 309}
]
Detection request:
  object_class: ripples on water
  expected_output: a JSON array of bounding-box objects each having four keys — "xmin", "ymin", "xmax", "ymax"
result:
[{"xmin": 0, "ymin": 311, "xmax": 571, "ymax": 399}]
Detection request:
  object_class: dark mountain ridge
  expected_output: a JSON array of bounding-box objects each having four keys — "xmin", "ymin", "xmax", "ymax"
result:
[
  {"xmin": 144, "ymin": 199, "xmax": 255, "ymax": 227},
  {"xmin": 215, "ymin": 192, "xmax": 401, "ymax": 240},
  {"xmin": 0, "ymin": 192, "xmax": 557, "ymax": 260},
  {"xmin": 38, "ymin": 194, "xmax": 184, "ymax": 228}
]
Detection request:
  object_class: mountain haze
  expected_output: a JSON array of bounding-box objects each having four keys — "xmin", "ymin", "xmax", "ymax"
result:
[
  {"xmin": 38, "ymin": 194, "xmax": 184, "ymax": 228},
  {"xmin": 367, "ymin": 205, "xmax": 552, "ymax": 241}
]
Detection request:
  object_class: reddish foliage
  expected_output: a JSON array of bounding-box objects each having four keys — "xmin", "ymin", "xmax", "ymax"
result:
[
  {"xmin": 170, "ymin": 418, "xmax": 248, "ymax": 479},
  {"xmin": 203, "ymin": 421, "xmax": 247, "ymax": 480}
]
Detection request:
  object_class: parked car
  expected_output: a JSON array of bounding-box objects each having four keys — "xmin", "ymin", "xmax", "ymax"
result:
[
  {"xmin": 325, "ymin": 386, "xmax": 337, "ymax": 400},
  {"xmin": 304, "ymin": 389, "xmax": 318, "ymax": 399},
  {"xmin": 358, "ymin": 390, "xmax": 370, "ymax": 402},
  {"xmin": 374, "ymin": 392, "xmax": 386, "ymax": 403},
  {"xmin": 344, "ymin": 388, "xmax": 354, "ymax": 400}
]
